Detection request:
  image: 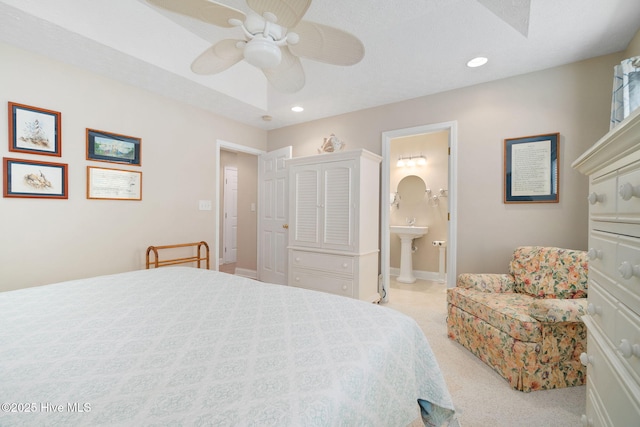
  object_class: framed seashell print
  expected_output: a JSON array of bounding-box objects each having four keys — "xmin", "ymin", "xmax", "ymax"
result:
[{"xmin": 3, "ymin": 157, "xmax": 68, "ymax": 199}]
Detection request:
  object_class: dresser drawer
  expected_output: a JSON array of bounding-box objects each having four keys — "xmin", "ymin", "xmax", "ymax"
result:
[
  {"xmin": 617, "ymin": 161, "xmax": 640, "ymax": 223},
  {"xmin": 584, "ymin": 330, "xmax": 640, "ymax": 427},
  {"xmin": 587, "ymin": 280, "xmax": 619, "ymax": 340},
  {"xmin": 588, "ymin": 231, "xmax": 618, "ymax": 276},
  {"xmin": 615, "ymin": 235, "xmax": 640, "ymax": 314},
  {"xmin": 590, "ymin": 171, "xmax": 617, "ymax": 218},
  {"xmin": 584, "ymin": 386, "xmax": 611, "ymax": 427},
  {"xmin": 290, "ymin": 250, "xmax": 354, "ymax": 275},
  {"xmin": 615, "ymin": 303, "xmax": 640, "ymax": 382},
  {"xmin": 289, "ymin": 268, "xmax": 354, "ymax": 297}
]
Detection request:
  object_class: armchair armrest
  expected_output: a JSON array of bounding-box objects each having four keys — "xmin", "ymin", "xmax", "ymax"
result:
[
  {"xmin": 530, "ymin": 298, "xmax": 588, "ymax": 323},
  {"xmin": 456, "ymin": 273, "xmax": 515, "ymax": 293}
]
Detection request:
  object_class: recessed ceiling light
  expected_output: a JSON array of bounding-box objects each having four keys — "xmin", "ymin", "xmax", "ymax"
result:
[
  {"xmin": 291, "ymin": 106, "xmax": 304, "ymax": 112},
  {"xmin": 467, "ymin": 57, "xmax": 488, "ymax": 68}
]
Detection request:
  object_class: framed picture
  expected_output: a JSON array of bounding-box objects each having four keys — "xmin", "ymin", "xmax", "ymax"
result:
[
  {"xmin": 504, "ymin": 133, "xmax": 559, "ymax": 203},
  {"xmin": 3, "ymin": 157, "xmax": 68, "ymax": 199},
  {"xmin": 8, "ymin": 102, "xmax": 62, "ymax": 156},
  {"xmin": 86, "ymin": 128, "xmax": 141, "ymax": 166},
  {"xmin": 87, "ymin": 166, "xmax": 142, "ymax": 201}
]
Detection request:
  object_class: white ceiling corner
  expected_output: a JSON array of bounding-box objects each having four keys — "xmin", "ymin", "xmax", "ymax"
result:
[{"xmin": 476, "ymin": 0, "xmax": 531, "ymax": 37}]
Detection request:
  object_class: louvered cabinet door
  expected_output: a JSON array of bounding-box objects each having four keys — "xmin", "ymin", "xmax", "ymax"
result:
[
  {"xmin": 290, "ymin": 165, "xmax": 321, "ymax": 248},
  {"xmin": 322, "ymin": 160, "xmax": 356, "ymax": 251}
]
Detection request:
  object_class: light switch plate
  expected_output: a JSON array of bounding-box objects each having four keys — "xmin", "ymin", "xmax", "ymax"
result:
[{"xmin": 198, "ymin": 200, "xmax": 212, "ymax": 211}]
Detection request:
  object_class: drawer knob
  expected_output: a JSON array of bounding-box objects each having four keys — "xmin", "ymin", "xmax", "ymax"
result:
[
  {"xmin": 586, "ymin": 248, "xmax": 602, "ymax": 260},
  {"xmin": 619, "ymin": 182, "xmax": 640, "ymax": 201},
  {"xmin": 587, "ymin": 192, "xmax": 604, "ymax": 205},
  {"xmin": 295, "ymin": 257, "xmax": 301, "ymax": 262},
  {"xmin": 295, "ymin": 276, "xmax": 300, "ymax": 282},
  {"xmin": 586, "ymin": 303, "xmax": 602, "ymax": 316},
  {"xmin": 342, "ymin": 263, "xmax": 348, "ymax": 268},
  {"xmin": 580, "ymin": 414, "xmax": 593, "ymax": 427},
  {"xmin": 618, "ymin": 261, "xmax": 640, "ymax": 279},
  {"xmin": 579, "ymin": 352, "xmax": 593, "ymax": 366},
  {"xmin": 618, "ymin": 339, "xmax": 640, "ymax": 359},
  {"xmin": 342, "ymin": 285, "xmax": 347, "ymax": 291}
]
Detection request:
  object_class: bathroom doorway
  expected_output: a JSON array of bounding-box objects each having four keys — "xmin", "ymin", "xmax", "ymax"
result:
[{"xmin": 381, "ymin": 122, "xmax": 458, "ymax": 302}]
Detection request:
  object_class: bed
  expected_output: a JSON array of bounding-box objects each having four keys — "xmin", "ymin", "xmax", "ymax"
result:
[{"xmin": 0, "ymin": 263, "xmax": 455, "ymax": 426}]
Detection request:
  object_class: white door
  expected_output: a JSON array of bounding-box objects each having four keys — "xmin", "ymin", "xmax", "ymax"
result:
[
  {"xmin": 223, "ymin": 166, "xmax": 238, "ymax": 264},
  {"xmin": 258, "ymin": 146, "xmax": 292, "ymax": 284}
]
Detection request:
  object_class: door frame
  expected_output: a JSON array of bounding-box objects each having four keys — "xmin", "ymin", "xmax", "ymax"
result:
[
  {"xmin": 380, "ymin": 121, "xmax": 458, "ymax": 301},
  {"xmin": 214, "ymin": 139, "xmax": 265, "ymax": 271}
]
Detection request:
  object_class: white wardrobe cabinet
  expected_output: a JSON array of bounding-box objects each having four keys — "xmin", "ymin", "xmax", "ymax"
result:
[{"xmin": 287, "ymin": 149, "xmax": 382, "ymax": 302}]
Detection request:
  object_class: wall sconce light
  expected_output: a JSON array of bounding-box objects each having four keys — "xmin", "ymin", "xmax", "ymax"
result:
[
  {"xmin": 426, "ymin": 188, "xmax": 448, "ymax": 206},
  {"xmin": 396, "ymin": 155, "xmax": 426, "ymax": 167}
]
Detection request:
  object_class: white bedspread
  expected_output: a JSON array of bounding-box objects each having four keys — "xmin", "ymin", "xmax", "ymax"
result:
[{"xmin": 0, "ymin": 268, "xmax": 455, "ymax": 426}]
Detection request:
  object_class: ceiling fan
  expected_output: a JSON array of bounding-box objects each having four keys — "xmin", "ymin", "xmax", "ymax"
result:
[{"xmin": 146, "ymin": 0, "xmax": 365, "ymax": 92}]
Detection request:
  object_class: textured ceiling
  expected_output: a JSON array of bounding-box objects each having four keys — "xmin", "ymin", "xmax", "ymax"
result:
[{"xmin": 1, "ymin": 0, "xmax": 639, "ymax": 130}]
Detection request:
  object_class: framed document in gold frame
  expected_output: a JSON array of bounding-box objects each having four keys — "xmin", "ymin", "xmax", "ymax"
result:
[{"xmin": 87, "ymin": 166, "xmax": 142, "ymax": 201}]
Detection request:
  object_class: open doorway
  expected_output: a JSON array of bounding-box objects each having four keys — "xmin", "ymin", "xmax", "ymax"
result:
[
  {"xmin": 216, "ymin": 140, "xmax": 264, "ymax": 278},
  {"xmin": 381, "ymin": 121, "xmax": 458, "ymax": 302}
]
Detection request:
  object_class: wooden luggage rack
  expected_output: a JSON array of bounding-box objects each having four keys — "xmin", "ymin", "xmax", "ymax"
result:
[{"xmin": 146, "ymin": 241, "xmax": 210, "ymax": 269}]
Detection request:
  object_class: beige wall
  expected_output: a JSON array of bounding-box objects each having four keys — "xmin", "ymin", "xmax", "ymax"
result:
[
  {"xmin": 0, "ymin": 42, "xmax": 267, "ymax": 291},
  {"xmin": 268, "ymin": 52, "xmax": 624, "ymax": 275},
  {"xmin": 4, "ymin": 27, "xmax": 639, "ymax": 290}
]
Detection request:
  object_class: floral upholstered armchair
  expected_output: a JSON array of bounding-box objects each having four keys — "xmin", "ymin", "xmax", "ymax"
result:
[{"xmin": 446, "ymin": 246, "xmax": 588, "ymax": 392}]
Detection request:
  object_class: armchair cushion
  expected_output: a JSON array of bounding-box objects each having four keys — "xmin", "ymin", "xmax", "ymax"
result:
[
  {"xmin": 456, "ymin": 273, "xmax": 515, "ymax": 293},
  {"xmin": 529, "ymin": 298, "xmax": 588, "ymax": 323},
  {"xmin": 510, "ymin": 246, "xmax": 588, "ymax": 299},
  {"xmin": 447, "ymin": 288, "xmax": 541, "ymax": 342}
]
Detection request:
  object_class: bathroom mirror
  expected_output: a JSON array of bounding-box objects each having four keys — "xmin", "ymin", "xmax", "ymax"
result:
[{"xmin": 397, "ymin": 175, "xmax": 426, "ymax": 208}]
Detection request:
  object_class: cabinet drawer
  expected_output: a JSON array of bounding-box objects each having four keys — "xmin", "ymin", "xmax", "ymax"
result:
[
  {"xmin": 587, "ymin": 280, "xmax": 619, "ymax": 340},
  {"xmin": 290, "ymin": 250, "xmax": 354, "ymax": 275},
  {"xmin": 584, "ymin": 330, "xmax": 640, "ymax": 427},
  {"xmin": 588, "ymin": 231, "xmax": 618, "ymax": 276},
  {"xmin": 289, "ymin": 268, "xmax": 354, "ymax": 297},
  {"xmin": 590, "ymin": 171, "xmax": 617, "ymax": 218},
  {"xmin": 585, "ymin": 386, "xmax": 611, "ymax": 427},
  {"xmin": 617, "ymin": 162, "xmax": 640, "ymax": 222},
  {"xmin": 615, "ymin": 303, "xmax": 640, "ymax": 382},
  {"xmin": 615, "ymin": 235, "xmax": 640, "ymax": 314}
]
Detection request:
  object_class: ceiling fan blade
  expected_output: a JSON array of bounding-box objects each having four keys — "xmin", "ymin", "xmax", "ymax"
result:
[
  {"xmin": 262, "ymin": 47, "xmax": 305, "ymax": 92},
  {"xmin": 146, "ymin": 0, "xmax": 245, "ymax": 28},
  {"xmin": 191, "ymin": 39, "xmax": 244, "ymax": 74},
  {"xmin": 246, "ymin": 0, "xmax": 311, "ymax": 28},
  {"xmin": 289, "ymin": 21, "xmax": 364, "ymax": 66}
]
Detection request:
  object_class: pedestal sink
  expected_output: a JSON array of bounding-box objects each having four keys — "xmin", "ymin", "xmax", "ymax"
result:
[{"xmin": 390, "ymin": 226, "xmax": 429, "ymax": 283}]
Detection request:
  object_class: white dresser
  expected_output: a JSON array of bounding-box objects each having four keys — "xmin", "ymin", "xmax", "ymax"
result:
[
  {"xmin": 287, "ymin": 149, "xmax": 382, "ymax": 302},
  {"xmin": 572, "ymin": 108, "xmax": 640, "ymax": 426}
]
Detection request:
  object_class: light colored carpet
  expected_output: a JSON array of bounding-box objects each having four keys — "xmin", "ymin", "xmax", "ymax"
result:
[{"xmin": 382, "ymin": 279, "xmax": 586, "ymax": 427}]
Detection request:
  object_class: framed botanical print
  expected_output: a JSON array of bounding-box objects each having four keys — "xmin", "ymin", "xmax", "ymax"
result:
[{"xmin": 8, "ymin": 102, "xmax": 62, "ymax": 157}]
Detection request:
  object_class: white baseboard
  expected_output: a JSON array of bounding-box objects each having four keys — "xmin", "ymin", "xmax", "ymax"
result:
[
  {"xmin": 390, "ymin": 267, "xmax": 446, "ymax": 283},
  {"xmin": 235, "ymin": 268, "xmax": 257, "ymax": 279}
]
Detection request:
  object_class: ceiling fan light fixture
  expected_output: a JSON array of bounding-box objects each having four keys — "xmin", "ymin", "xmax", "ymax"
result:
[{"xmin": 243, "ymin": 37, "xmax": 282, "ymax": 68}]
